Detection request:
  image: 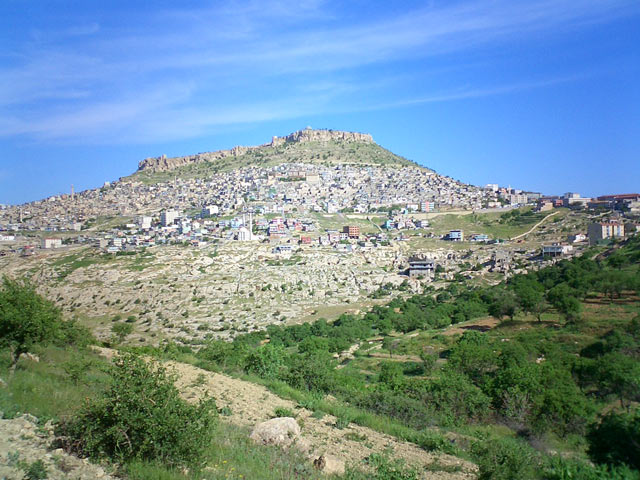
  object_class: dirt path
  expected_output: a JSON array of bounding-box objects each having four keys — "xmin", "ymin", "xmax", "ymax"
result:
[
  {"xmin": 510, "ymin": 211, "xmax": 559, "ymax": 240},
  {"xmin": 93, "ymin": 347, "xmax": 476, "ymax": 479}
]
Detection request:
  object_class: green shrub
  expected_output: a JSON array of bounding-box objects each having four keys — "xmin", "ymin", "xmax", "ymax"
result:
[
  {"xmin": 335, "ymin": 412, "xmax": 353, "ymax": 429},
  {"xmin": 587, "ymin": 409, "xmax": 640, "ymax": 469},
  {"xmin": 472, "ymin": 437, "xmax": 539, "ymax": 480},
  {"xmin": 0, "ymin": 277, "xmax": 62, "ymax": 371},
  {"xmin": 343, "ymin": 453, "xmax": 419, "ymax": 479},
  {"xmin": 544, "ymin": 456, "xmax": 640, "ymax": 480},
  {"xmin": 20, "ymin": 459, "xmax": 48, "ymax": 480},
  {"xmin": 273, "ymin": 406, "xmax": 295, "ymax": 418},
  {"xmin": 59, "ymin": 354, "xmax": 217, "ymax": 468}
]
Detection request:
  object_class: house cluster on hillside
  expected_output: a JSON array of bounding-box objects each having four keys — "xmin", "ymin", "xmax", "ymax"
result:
[{"xmin": 0, "ymin": 163, "xmax": 495, "ymax": 232}]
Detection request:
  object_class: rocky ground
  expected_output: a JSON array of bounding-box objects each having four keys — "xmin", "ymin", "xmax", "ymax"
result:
[
  {"xmin": 0, "ymin": 414, "xmax": 115, "ymax": 480},
  {"xmin": 0, "ymin": 241, "xmax": 418, "ymax": 345}
]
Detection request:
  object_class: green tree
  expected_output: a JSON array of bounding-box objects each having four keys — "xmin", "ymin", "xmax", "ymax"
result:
[
  {"xmin": 488, "ymin": 290, "xmax": 519, "ymax": 321},
  {"xmin": 472, "ymin": 437, "xmax": 538, "ymax": 480},
  {"xmin": 0, "ymin": 277, "xmax": 62, "ymax": 373},
  {"xmin": 424, "ymin": 369, "xmax": 491, "ymax": 425},
  {"xmin": 448, "ymin": 331, "xmax": 497, "ymax": 384},
  {"xmin": 111, "ymin": 322, "xmax": 134, "ymax": 344},
  {"xmin": 547, "ymin": 284, "xmax": 582, "ymax": 323},
  {"xmin": 594, "ymin": 352, "xmax": 640, "ymax": 410},
  {"xmin": 244, "ymin": 344, "xmax": 286, "ymax": 380},
  {"xmin": 587, "ymin": 409, "xmax": 640, "ymax": 470},
  {"xmin": 60, "ymin": 354, "xmax": 216, "ymax": 468},
  {"xmin": 511, "ymin": 276, "xmax": 546, "ymax": 321},
  {"xmin": 378, "ymin": 362, "xmax": 405, "ymax": 391}
]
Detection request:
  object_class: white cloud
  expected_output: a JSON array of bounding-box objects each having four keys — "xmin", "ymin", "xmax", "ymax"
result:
[{"xmin": 0, "ymin": 0, "xmax": 637, "ymax": 143}]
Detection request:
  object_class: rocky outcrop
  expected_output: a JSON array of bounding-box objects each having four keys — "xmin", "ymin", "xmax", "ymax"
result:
[
  {"xmin": 272, "ymin": 128, "xmax": 373, "ymax": 146},
  {"xmin": 138, "ymin": 128, "xmax": 374, "ymax": 173},
  {"xmin": 0, "ymin": 414, "xmax": 116, "ymax": 480},
  {"xmin": 249, "ymin": 417, "xmax": 301, "ymax": 448}
]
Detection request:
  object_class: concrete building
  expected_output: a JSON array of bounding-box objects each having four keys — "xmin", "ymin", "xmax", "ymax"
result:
[
  {"xmin": 588, "ymin": 222, "xmax": 625, "ymax": 245},
  {"xmin": 490, "ymin": 251, "xmax": 511, "ymax": 273},
  {"xmin": 536, "ymin": 200, "xmax": 554, "ymax": 212},
  {"xmin": 138, "ymin": 216, "xmax": 152, "ymax": 229},
  {"xmin": 201, "ymin": 205, "xmax": 219, "ymax": 217},
  {"xmin": 448, "ymin": 230, "xmax": 464, "ymax": 241},
  {"xmin": 161, "ymin": 210, "xmax": 179, "ymax": 227},
  {"xmin": 542, "ymin": 243, "xmax": 573, "ymax": 256},
  {"xmin": 343, "ymin": 225, "xmax": 360, "ymax": 239},
  {"xmin": 408, "ymin": 257, "xmax": 435, "ymax": 279},
  {"xmin": 42, "ymin": 238, "xmax": 62, "ymax": 249},
  {"xmin": 470, "ymin": 234, "xmax": 489, "ymax": 242}
]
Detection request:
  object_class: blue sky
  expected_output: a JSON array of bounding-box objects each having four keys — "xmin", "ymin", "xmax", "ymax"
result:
[{"xmin": 1, "ymin": 0, "xmax": 639, "ymax": 205}]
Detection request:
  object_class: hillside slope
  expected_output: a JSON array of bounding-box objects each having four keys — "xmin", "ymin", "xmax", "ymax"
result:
[{"xmin": 94, "ymin": 346, "xmax": 476, "ymax": 479}]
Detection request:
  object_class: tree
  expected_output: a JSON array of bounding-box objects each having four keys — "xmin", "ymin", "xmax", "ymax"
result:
[
  {"xmin": 594, "ymin": 352, "xmax": 640, "ymax": 410},
  {"xmin": 111, "ymin": 322, "xmax": 133, "ymax": 344},
  {"xmin": 472, "ymin": 437, "xmax": 538, "ymax": 480},
  {"xmin": 60, "ymin": 354, "xmax": 216, "ymax": 467},
  {"xmin": 547, "ymin": 284, "xmax": 582, "ymax": 323},
  {"xmin": 488, "ymin": 290, "xmax": 519, "ymax": 321},
  {"xmin": 425, "ymin": 369, "xmax": 491, "ymax": 425},
  {"xmin": 511, "ymin": 276, "xmax": 546, "ymax": 321},
  {"xmin": 378, "ymin": 362, "xmax": 405, "ymax": 391},
  {"xmin": 587, "ymin": 409, "xmax": 640, "ymax": 470},
  {"xmin": 244, "ymin": 344, "xmax": 286, "ymax": 380},
  {"xmin": 0, "ymin": 277, "xmax": 62, "ymax": 374},
  {"xmin": 382, "ymin": 336, "xmax": 400, "ymax": 358}
]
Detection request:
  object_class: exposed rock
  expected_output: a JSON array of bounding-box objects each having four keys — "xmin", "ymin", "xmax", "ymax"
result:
[
  {"xmin": 321, "ymin": 454, "xmax": 346, "ymax": 475},
  {"xmin": 249, "ymin": 417, "xmax": 300, "ymax": 448},
  {"xmin": 138, "ymin": 129, "xmax": 374, "ymax": 173},
  {"xmin": 0, "ymin": 414, "xmax": 117, "ymax": 480},
  {"xmin": 19, "ymin": 352, "xmax": 40, "ymax": 363}
]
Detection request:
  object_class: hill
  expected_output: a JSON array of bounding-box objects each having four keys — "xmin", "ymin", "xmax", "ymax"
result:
[{"xmin": 131, "ymin": 128, "xmax": 423, "ymax": 184}]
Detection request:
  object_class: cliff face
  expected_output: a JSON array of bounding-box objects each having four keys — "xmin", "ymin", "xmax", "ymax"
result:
[{"xmin": 137, "ymin": 129, "xmax": 374, "ymax": 173}]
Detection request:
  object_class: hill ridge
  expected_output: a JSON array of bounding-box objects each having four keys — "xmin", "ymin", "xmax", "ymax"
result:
[{"xmin": 137, "ymin": 128, "xmax": 404, "ymax": 174}]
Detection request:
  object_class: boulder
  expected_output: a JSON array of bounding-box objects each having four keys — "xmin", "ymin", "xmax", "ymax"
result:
[
  {"xmin": 249, "ymin": 417, "xmax": 300, "ymax": 448},
  {"xmin": 314, "ymin": 454, "xmax": 345, "ymax": 475}
]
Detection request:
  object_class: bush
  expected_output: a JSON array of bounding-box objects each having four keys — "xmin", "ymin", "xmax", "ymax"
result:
[
  {"xmin": 59, "ymin": 354, "xmax": 217, "ymax": 468},
  {"xmin": 544, "ymin": 456, "xmax": 640, "ymax": 480},
  {"xmin": 0, "ymin": 277, "xmax": 62, "ymax": 370},
  {"xmin": 587, "ymin": 409, "xmax": 640, "ymax": 469},
  {"xmin": 273, "ymin": 406, "xmax": 295, "ymax": 418},
  {"xmin": 344, "ymin": 453, "xmax": 419, "ymax": 480},
  {"xmin": 472, "ymin": 437, "xmax": 539, "ymax": 480}
]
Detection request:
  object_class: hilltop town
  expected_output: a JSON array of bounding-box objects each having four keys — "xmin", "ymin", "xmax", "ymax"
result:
[{"xmin": 0, "ymin": 129, "xmax": 638, "ymax": 345}]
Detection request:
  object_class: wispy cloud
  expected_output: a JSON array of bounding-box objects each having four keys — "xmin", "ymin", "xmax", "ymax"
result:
[{"xmin": 0, "ymin": 0, "xmax": 637, "ymax": 143}]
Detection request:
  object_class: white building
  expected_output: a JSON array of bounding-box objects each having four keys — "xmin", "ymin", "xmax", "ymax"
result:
[
  {"xmin": 588, "ymin": 222, "xmax": 625, "ymax": 245},
  {"xmin": 161, "ymin": 210, "xmax": 179, "ymax": 227},
  {"xmin": 542, "ymin": 243, "xmax": 573, "ymax": 256},
  {"xmin": 202, "ymin": 205, "xmax": 219, "ymax": 217},
  {"xmin": 42, "ymin": 238, "xmax": 62, "ymax": 249},
  {"xmin": 138, "ymin": 216, "xmax": 152, "ymax": 229}
]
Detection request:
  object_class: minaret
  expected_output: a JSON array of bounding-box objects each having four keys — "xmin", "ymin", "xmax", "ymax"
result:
[
  {"xmin": 249, "ymin": 212, "xmax": 253, "ymax": 239},
  {"xmin": 71, "ymin": 184, "xmax": 75, "ymax": 201}
]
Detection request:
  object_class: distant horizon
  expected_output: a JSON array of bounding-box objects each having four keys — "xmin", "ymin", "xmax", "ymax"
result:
[{"xmin": 1, "ymin": 1, "xmax": 639, "ymax": 205}]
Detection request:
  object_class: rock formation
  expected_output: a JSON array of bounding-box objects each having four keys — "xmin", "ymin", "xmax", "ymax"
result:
[
  {"xmin": 137, "ymin": 128, "xmax": 374, "ymax": 173},
  {"xmin": 249, "ymin": 417, "xmax": 301, "ymax": 448}
]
